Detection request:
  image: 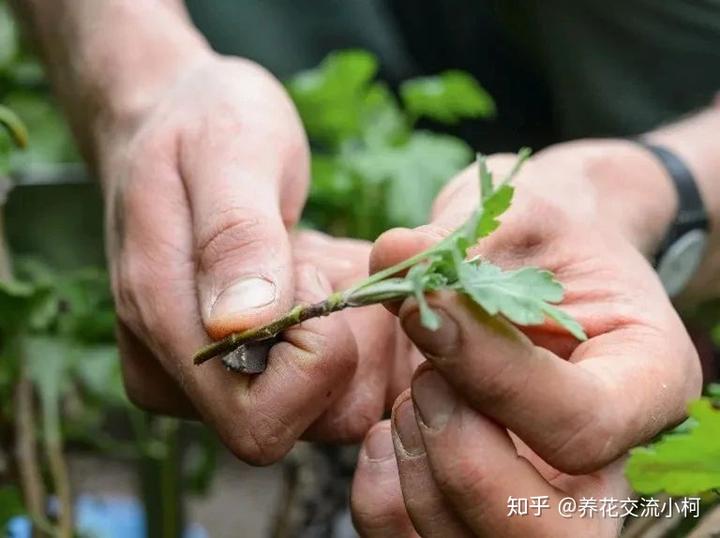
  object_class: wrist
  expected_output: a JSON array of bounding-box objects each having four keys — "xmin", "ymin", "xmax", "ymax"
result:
[
  {"xmin": 86, "ymin": 4, "xmax": 212, "ymax": 142},
  {"xmin": 644, "ymin": 108, "xmax": 720, "ymax": 222},
  {"xmin": 643, "ymin": 108, "xmax": 720, "ymax": 299},
  {"xmin": 33, "ymin": 0, "xmax": 213, "ymax": 162}
]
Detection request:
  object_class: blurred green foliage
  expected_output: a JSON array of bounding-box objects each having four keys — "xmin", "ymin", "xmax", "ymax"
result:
[
  {"xmin": 0, "ymin": 0, "xmax": 78, "ymax": 167},
  {"xmin": 400, "ymin": 70, "xmax": 495, "ymax": 124},
  {"xmin": 625, "ymin": 384, "xmax": 720, "ymax": 498},
  {"xmin": 289, "ymin": 49, "xmax": 494, "ymax": 239},
  {"xmin": 627, "ymin": 398, "xmax": 720, "ymax": 495},
  {"xmin": 0, "ymin": 261, "xmax": 120, "ymax": 432}
]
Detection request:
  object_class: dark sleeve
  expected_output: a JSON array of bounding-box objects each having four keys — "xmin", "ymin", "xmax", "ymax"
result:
[{"xmin": 501, "ymin": 0, "xmax": 720, "ymax": 139}]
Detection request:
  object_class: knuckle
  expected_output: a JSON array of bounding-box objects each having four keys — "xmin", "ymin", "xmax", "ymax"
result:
[
  {"xmin": 286, "ymin": 319, "xmax": 358, "ymax": 376},
  {"xmin": 197, "ymin": 208, "xmax": 281, "ymax": 273},
  {"xmin": 433, "ymin": 455, "xmax": 493, "ymax": 510},
  {"xmin": 227, "ymin": 412, "xmax": 295, "ymax": 466},
  {"xmin": 223, "ymin": 57, "xmax": 282, "ymax": 92},
  {"xmin": 351, "ymin": 499, "xmax": 408, "ymax": 537},
  {"xmin": 547, "ymin": 404, "xmax": 621, "ymax": 474}
]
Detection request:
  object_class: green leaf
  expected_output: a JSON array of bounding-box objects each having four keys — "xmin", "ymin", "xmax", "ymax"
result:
[
  {"xmin": 287, "ymin": 49, "xmax": 378, "ymax": 146},
  {"xmin": 474, "ymin": 184, "xmax": 514, "ymax": 240},
  {"xmin": 455, "ymin": 260, "xmax": 586, "ymax": 340},
  {"xmin": 454, "ymin": 150, "xmax": 530, "ymax": 253},
  {"xmin": 478, "ymin": 154, "xmax": 493, "ymax": 200},
  {"xmin": 416, "ymin": 294, "xmax": 440, "ymax": 330},
  {"xmin": 540, "ymin": 303, "xmax": 587, "ymax": 342},
  {"xmin": 454, "ymin": 183, "xmax": 514, "ymax": 256},
  {"xmin": 407, "ymin": 263, "xmax": 441, "ymax": 331},
  {"xmin": 195, "ymin": 150, "xmax": 589, "ymax": 365},
  {"xmin": 0, "ymin": 104, "xmax": 28, "ymax": 149},
  {"xmin": 0, "ymin": 279, "xmax": 57, "ymax": 332},
  {"xmin": 344, "ymin": 131, "xmax": 472, "ymax": 228},
  {"xmin": 2, "ymin": 93, "xmax": 79, "ymax": 164},
  {"xmin": 0, "ymin": 485, "xmax": 25, "ymax": 528},
  {"xmin": 309, "ymin": 155, "xmax": 354, "ymax": 202},
  {"xmin": 400, "ymin": 70, "xmax": 495, "ymax": 124},
  {"xmin": 626, "ymin": 398, "xmax": 720, "ymax": 495}
]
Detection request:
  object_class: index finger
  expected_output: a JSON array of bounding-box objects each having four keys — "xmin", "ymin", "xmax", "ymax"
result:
[{"xmin": 398, "ymin": 290, "xmax": 699, "ymax": 474}]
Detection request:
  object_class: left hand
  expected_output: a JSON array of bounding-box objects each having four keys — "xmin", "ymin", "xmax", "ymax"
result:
[{"xmin": 350, "ymin": 140, "xmax": 703, "ymax": 537}]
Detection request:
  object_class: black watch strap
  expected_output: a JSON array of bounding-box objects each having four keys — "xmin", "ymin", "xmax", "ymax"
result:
[{"xmin": 634, "ymin": 141, "xmax": 709, "ymax": 265}]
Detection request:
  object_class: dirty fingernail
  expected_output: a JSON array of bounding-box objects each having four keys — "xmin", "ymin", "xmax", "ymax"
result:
[
  {"xmin": 393, "ymin": 398, "xmax": 425, "ymax": 457},
  {"xmin": 413, "ymin": 369, "xmax": 456, "ymax": 431},
  {"xmin": 211, "ymin": 276, "xmax": 275, "ymax": 320}
]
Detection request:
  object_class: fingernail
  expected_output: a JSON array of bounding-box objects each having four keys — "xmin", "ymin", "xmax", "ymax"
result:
[
  {"xmin": 393, "ymin": 398, "xmax": 425, "ymax": 457},
  {"xmin": 402, "ymin": 308, "xmax": 459, "ymax": 357},
  {"xmin": 211, "ymin": 277, "xmax": 275, "ymax": 320},
  {"xmin": 364, "ymin": 425, "xmax": 395, "ymax": 462},
  {"xmin": 413, "ymin": 369, "xmax": 456, "ymax": 431}
]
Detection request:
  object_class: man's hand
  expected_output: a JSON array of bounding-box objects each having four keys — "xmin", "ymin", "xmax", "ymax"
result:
[
  {"xmin": 11, "ymin": 0, "xmax": 412, "ymax": 463},
  {"xmin": 103, "ymin": 59, "xmax": 410, "ymax": 456},
  {"xmin": 101, "ymin": 54, "xmax": 367, "ymax": 462},
  {"xmin": 351, "ymin": 141, "xmax": 703, "ymax": 536}
]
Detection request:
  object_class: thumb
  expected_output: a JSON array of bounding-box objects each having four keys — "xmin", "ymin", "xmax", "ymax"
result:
[
  {"xmin": 183, "ymin": 160, "xmax": 298, "ymax": 341},
  {"xmin": 198, "ymin": 198, "xmax": 293, "ymax": 339}
]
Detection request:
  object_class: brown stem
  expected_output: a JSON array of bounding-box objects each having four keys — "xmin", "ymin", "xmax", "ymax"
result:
[
  {"xmin": 0, "ymin": 193, "xmax": 49, "ymax": 536},
  {"xmin": 192, "ymin": 278, "xmax": 418, "ymax": 367},
  {"xmin": 193, "ymin": 292, "xmax": 348, "ymax": 366},
  {"xmin": 15, "ymin": 373, "xmax": 50, "ymax": 538},
  {"xmin": 45, "ymin": 436, "xmax": 73, "ymax": 537},
  {"xmin": 0, "ymin": 206, "xmax": 13, "ymax": 281}
]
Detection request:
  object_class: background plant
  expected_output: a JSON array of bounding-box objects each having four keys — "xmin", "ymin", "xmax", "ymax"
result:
[{"xmin": 290, "ymin": 49, "xmax": 495, "ymax": 239}]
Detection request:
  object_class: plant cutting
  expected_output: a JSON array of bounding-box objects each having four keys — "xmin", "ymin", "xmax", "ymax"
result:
[{"xmin": 193, "ymin": 149, "xmax": 587, "ymax": 371}]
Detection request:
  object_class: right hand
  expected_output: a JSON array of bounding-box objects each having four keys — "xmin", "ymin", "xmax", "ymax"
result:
[{"xmin": 97, "ymin": 53, "xmax": 400, "ymax": 464}]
